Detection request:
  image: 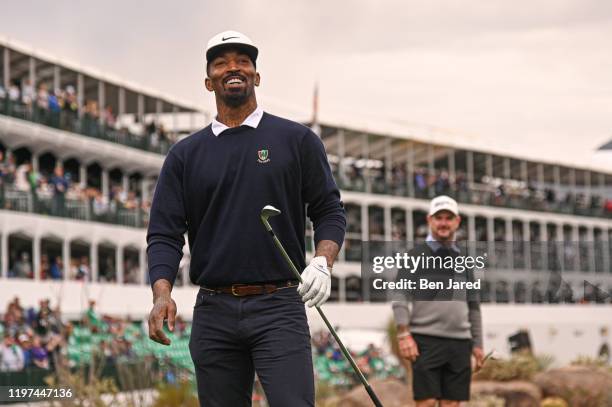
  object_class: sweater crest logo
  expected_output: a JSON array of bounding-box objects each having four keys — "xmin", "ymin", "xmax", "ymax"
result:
[{"xmin": 257, "ymin": 149, "xmax": 270, "ymax": 163}]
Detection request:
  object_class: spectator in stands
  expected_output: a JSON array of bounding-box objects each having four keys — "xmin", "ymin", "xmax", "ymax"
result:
[
  {"xmin": 49, "ymin": 256, "xmax": 63, "ymax": 280},
  {"xmin": 75, "ymin": 256, "xmax": 90, "ymax": 281},
  {"xmin": 11, "ymin": 252, "xmax": 33, "ymax": 279},
  {"xmin": 7, "ymin": 81, "xmax": 20, "ymax": 115},
  {"xmin": 0, "ymin": 333, "xmax": 25, "ymax": 372},
  {"xmin": 29, "ymin": 335, "xmax": 50, "ymax": 369},
  {"xmin": 21, "ymin": 79, "xmax": 35, "ymax": 117},
  {"xmin": 61, "ymin": 86, "xmax": 78, "ymax": 130},
  {"xmin": 50, "ymin": 165, "xmax": 69, "ymax": 217}
]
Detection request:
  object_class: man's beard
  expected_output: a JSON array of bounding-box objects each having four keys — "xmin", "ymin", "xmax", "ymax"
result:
[{"xmin": 221, "ymin": 88, "xmax": 252, "ymax": 107}]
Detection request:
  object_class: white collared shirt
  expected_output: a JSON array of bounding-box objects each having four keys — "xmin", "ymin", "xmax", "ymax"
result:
[{"xmin": 211, "ymin": 106, "xmax": 264, "ymax": 136}]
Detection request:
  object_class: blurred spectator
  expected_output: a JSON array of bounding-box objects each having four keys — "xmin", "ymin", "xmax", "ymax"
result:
[
  {"xmin": 50, "ymin": 166, "xmax": 68, "ymax": 216},
  {"xmin": 10, "ymin": 252, "xmax": 33, "ymax": 279},
  {"xmin": 0, "ymin": 333, "xmax": 25, "ymax": 372}
]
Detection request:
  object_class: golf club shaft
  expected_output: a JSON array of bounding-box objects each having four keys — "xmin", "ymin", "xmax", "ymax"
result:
[{"xmin": 262, "ymin": 218, "xmax": 384, "ymax": 407}]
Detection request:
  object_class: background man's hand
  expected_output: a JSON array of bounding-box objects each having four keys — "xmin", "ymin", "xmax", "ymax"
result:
[
  {"xmin": 398, "ymin": 334, "xmax": 419, "ymax": 362},
  {"xmin": 148, "ymin": 280, "xmax": 177, "ymax": 346},
  {"xmin": 472, "ymin": 346, "xmax": 485, "ymax": 372}
]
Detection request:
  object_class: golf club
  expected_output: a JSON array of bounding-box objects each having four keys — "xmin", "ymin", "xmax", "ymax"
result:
[{"xmin": 260, "ymin": 205, "xmax": 384, "ymax": 407}]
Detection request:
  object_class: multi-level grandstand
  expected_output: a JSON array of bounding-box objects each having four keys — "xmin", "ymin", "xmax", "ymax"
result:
[{"xmin": 1, "ymin": 38, "xmax": 611, "ymax": 368}]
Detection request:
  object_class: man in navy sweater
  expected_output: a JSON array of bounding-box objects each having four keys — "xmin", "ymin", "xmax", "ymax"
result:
[{"xmin": 146, "ymin": 30, "xmax": 346, "ymax": 406}]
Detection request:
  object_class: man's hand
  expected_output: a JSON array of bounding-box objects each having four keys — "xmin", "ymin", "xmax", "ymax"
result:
[
  {"xmin": 298, "ymin": 256, "xmax": 331, "ymax": 308},
  {"xmin": 472, "ymin": 346, "xmax": 485, "ymax": 372},
  {"xmin": 397, "ymin": 332, "xmax": 419, "ymax": 362},
  {"xmin": 148, "ymin": 280, "xmax": 177, "ymax": 346}
]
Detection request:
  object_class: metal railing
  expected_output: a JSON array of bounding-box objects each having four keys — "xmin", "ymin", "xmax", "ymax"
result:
[{"xmin": 1, "ymin": 97, "xmax": 172, "ymax": 155}]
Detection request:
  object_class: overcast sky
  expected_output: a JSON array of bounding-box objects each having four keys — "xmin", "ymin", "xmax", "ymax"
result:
[{"xmin": 3, "ymin": 0, "xmax": 612, "ymax": 161}]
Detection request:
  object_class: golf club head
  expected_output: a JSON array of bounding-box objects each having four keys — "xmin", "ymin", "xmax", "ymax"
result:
[{"xmin": 261, "ymin": 205, "xmax": 281, "ymax": 221}]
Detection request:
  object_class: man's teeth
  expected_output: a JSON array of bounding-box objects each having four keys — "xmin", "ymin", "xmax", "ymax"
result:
[{"xmin": 227, "ymin": 78, "xmax": 243, "ymax": 85}]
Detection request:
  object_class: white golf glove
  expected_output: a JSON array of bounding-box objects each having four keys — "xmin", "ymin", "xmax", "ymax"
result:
[{"xmin": 298, "ymin": 256, "xmax": 331, "ymax": 308}]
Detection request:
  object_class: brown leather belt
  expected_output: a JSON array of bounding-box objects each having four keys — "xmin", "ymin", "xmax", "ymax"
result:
[{"xmin": 201, "ymin": 280, "xmax": 299, "ymax": 297}]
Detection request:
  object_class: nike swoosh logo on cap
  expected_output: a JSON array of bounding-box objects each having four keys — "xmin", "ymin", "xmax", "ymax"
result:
[{"xmin": 222, "ymin": 36, "xmax": 239, "ymax": 41}]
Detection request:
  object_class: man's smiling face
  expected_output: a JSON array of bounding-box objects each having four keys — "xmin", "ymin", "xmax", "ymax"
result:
[{"xmin": 205, "ymin": 48, "xmax": 260, "ymax": 107}]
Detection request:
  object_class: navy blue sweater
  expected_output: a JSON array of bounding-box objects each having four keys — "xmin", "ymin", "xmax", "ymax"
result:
[{"xmin": 146, "ymin": 112, "xmax": 346, "ymax": 288}]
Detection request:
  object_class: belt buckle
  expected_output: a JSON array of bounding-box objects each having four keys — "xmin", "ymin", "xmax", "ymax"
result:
[{"xmin": 231, "ymin": 284, "xmax": 246, "ymax": 297}]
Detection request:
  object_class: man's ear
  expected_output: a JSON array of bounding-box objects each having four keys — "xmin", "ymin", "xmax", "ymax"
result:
[
  {"xmin": 205, "ymin": 77, "xmax": 213, "ymax": 92},
  {"xmin": 255, "ymin": 72, "xmax": 260, "ymax": 87}
]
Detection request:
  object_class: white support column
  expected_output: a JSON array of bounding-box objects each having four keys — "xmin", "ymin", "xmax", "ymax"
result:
[
  {"xmin": 29, "ymin": 57, "xmax": 36, "ymax": 88},
  {"xmin": 116, "ymin": 246, "xmax": 124, "ymax": 284},
  {"xmin": 137, "ymin": 94, "xmax": 145, "ymax": 123},
  {"xmin": 1, "ymin": 232, "xmax": 8, "ymax": 278},
  {"xmin": 53, "ymin": 66, "xmax": 60, "ymax": 92},
  {"xmin": 33, "ymin": 234, "xmax": 41, "ymax": 280},
  {"xmin": 90, "ymin": 242, "xmax": 98, "ymax": 282},
  {"xmin": 3, "ymin": 47, "xmax": 9, "ymax": 90},
  {"xmin": 139, "ymin": 246, "xmax": 147, "ymax": 285},
  {"xmin": 448, "ymin": 149, "xmax": 456, "ymax": 184},
  {"xmin": 361, "ymin": 204, "xmax": 369, "ymax": 242},
  {"xmin": 118, "ymin": 87, "xmax": 126, "ymax": 116},
  {"xmin": 101, "ymin": 168, "xmax": 109, "ymax": 199},
  {"xmin": 585, "ymin": 171, "xmax": 592, "ymax": 200},
  {"xmin": 503, "ymin": 157, "xmax": 511, "ymax": 180},
  {"xmin": 172, "ymin": 106, "xmax": 179, "ymax": 133},
  {"xmin": 98, "ymin": 81, "xmax": 105, "ymax": 125},
  {"xmin": 338, "ymin": 276, "xmax": 346, "ymax": 303},
  {"xmin": 406, "ymin": 144, "xmax": 414, "ymax": 197},
  {"xmin": 406, "ymin": 207, "xmax": 413, "ymax": 243},
  {"xmin": 141, "ymin": 177, "xmax": 149, "ymax": 204},
  {"xmin": 31, "ymin": 152, "xmax": 40, "ymax": 173},
  {"xmin": 62, "ymin": 239, "xmax": 70, "ymax": 280},
  {"xmin": 537, "ymin": 164, "xmax": 545, "ymax": 188},
  {"xmin": 553, "ymin": 166, "xmax": 561, "ymax": 198},
  {"xmin": 122, "ymin": 173, "xmax": 129, "ymax": 194},
  {"xmin": 385, "ymin": 138, "xmax": 392, "ymax": 187},
  {"xmin": 468, "ymin": 214, "xmax": 476, "ymax": 257},
  {"xmin": 587, "ymin": 226, "xmax": 595, "ymax": 273},
  {"xmin": 466, "ymin": 151, "xmax": 474, "ymax": 187},
  {"xmin": 77, "ymin": 73, "xmax": 84, "ymax": 116},
  {"xmin": 427, "ymin": 144, "xmax": 435, "ymax": 197},
  {"xmin": 521, "ymin": 161, "xmax": 528, "ymax": 184},
  {"xmin": 155, "ymin": 99, "xmax": 163, "ymax": 122},
  {"xmin": 362, "ymin": 133, "xmax": 371, "ymax": 194},
  {"xmin": 79, "ymin": 163, "xmax": 87, "ymax": 188},
  {"xmin": 572, "ymin": 225, "xmax": 580, "ymax": 272},
  {"xmin": 523, "ymin": 221, "xmax": 531, "ymax": 271},
  {"xmin": 486, "ymin": 216, "xmax": 495, "ymax": 264},
  {"xmin": 485, "ymin": 154, "xmax": 493, "ymax": 178},
  {"xmin": 338, "ymin": 130, "xmax": 346, "ymax": 184},
  {"xmin": 384, "ymin": 205, "xmax": 392, "ymax": 241},
  {"xmin": 506, "ymin": 218, "xmax": 514, "ymax": 269},
  {"xmin": 540, "ymin": 221, "xmax": 548, "ymax": 271}
]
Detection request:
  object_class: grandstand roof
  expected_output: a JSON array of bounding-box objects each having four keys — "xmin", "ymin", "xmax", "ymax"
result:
[
  {"xmin": 0, "ymin": 35, "xmax": 204, "ymax": 114},
  {"xmin": 318, "ymin": 110, "xmax": 612, "ymax": 175}
]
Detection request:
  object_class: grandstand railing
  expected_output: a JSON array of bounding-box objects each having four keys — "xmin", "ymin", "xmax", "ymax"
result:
[
  {"xmin": 335, "ymin": 171, "xmax": 612, "ymax": 219},
  {"xmin": 1, "ymin": 97, "xmax": 171, "ymax": 155},
  {"xmin": 0, "ymin": 185, "xmax": 147, "ymax": 229}
]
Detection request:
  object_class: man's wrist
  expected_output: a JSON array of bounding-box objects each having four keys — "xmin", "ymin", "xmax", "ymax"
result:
[
  {"xmin": 396, "ymin": 324, "xmax": 411, "ymax": 338},
  {"xmin": 152, "ymin": 279, "xmax": 172, "ymax": 303}
]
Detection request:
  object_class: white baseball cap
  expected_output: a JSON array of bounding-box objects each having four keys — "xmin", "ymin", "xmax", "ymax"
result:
[
  {"xmin": 429, "ymin": 195, "xmax": 459, "ymax": 216},
  {"xmin": 206, "ymin": 30, "xmax": 258, "ymax": 65}
]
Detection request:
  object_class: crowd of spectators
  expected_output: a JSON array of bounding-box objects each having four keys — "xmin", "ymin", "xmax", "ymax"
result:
[
  {"xmin": 334, "ymin": 160, "xmax": 612, "ymax": 218},
  {"xmin": 0, "ymin": 298, "xmax": 149, "ymax": 373},
  {"xmin": 0, "ymin": 149, "xmax": 151, "ymax": 227},
  {"xmin": 0, "ymin": 80, "xmax": 176, "ymax": 153},
  {"xmin": 311, "ymin": 330, "xmax": 401, "ymax": 388},
  {"xmin": 0, "ymin": 297, "xmax": 64, "ymax": 372}
]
